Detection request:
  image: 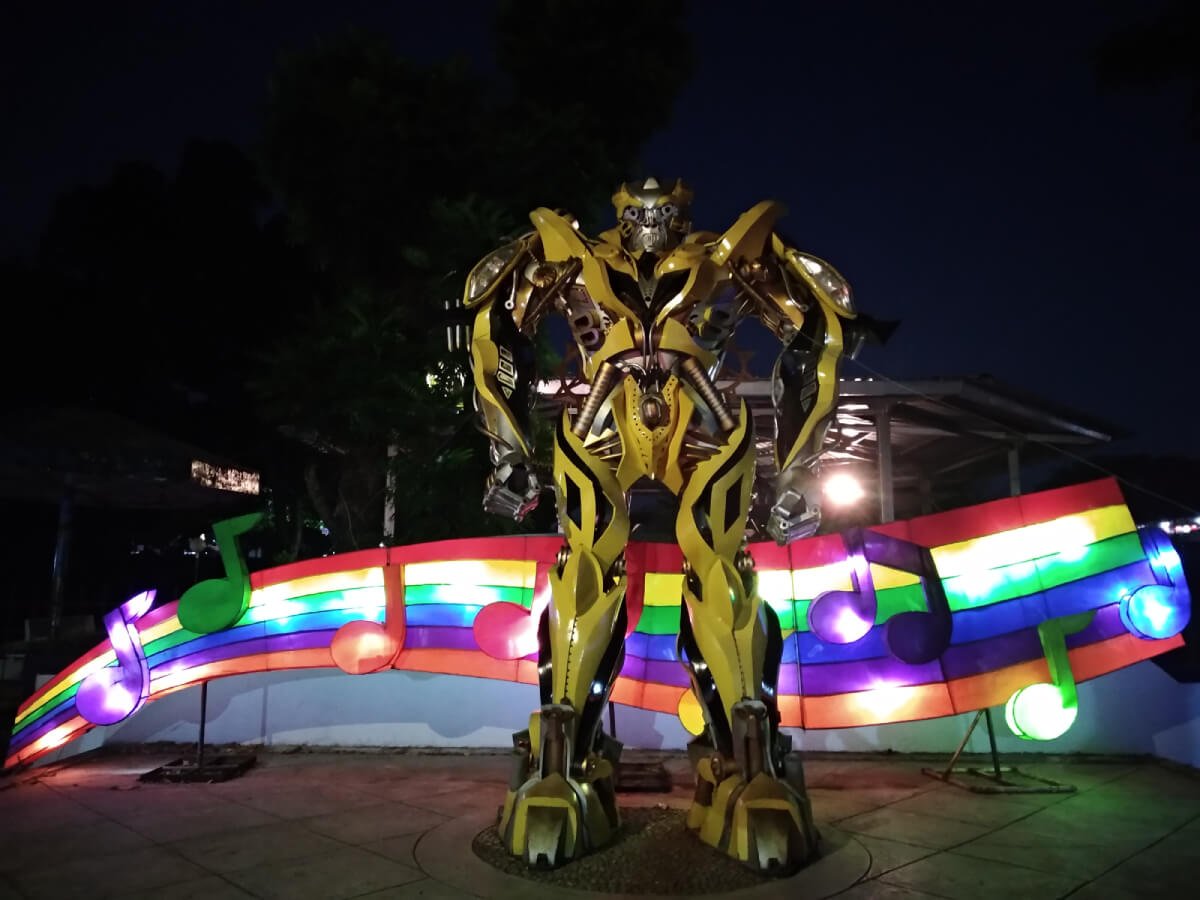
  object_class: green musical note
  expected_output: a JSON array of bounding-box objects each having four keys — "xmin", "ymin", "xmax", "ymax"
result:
[
  {"xmin": 1005, "ymin": 610, "xmax": 1095, "ymax": 741},
  {"xmin": 177, "ymin": 513, "xmax": 263, "ymax": 634}
]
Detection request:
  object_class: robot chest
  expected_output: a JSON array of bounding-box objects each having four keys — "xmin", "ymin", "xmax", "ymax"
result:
[{"xmin": 563, "ymin": 258, "xmax": 737, "ymax": 355}]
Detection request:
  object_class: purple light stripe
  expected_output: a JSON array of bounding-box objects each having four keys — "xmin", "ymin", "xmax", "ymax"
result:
[
  {"xmin": 778, "ymin": 666, "xmax": 799, "ymax": 695},
  {"xmin": 642, "ymin": 659, "xmax": 690, "ymax": 688},
  {"xmin": 404, "ymin": 626, "xmax": 481, "ymax": 652},
  {"xmin": 941, "ymin": 602, "xmax": 1128, "ymax": 680},
  {"xmin": 798, "ymin": 657, "xmax": 947, "ymax": 697},
  {"xmin": 8, "ymin": 698, "xmax": 83, "ymax": 755},
  {"xmin": 150, "ymin": 629, "xmax": 335, "ymax": 682},
  {"xmin": 620, "ymin": 656, "xmax": 646, "ymax": 681}
]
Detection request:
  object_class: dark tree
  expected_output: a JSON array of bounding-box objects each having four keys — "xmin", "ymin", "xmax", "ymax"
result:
[
  {"xmin": 1096, "ymin": 0, "xmax": 1200, "ymax": 137},
  {"xmin": 253, "ymin": 1, "xmax": 694, "ymax": 550}
]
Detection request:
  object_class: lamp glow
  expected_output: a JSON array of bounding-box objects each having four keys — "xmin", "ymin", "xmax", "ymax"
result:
[
  {"xmin": 823, "ymin": 472, "xmax": 865, "ymax": 507},
  {"xmin": 1119, "ymin": 584, "xmax": 1188, "ymax": 640},
  {"xmin": 1005, "ymin": 682, "xmax": 1077, "ymax": 741}
]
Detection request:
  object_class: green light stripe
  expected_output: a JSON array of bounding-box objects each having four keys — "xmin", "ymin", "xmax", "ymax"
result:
[
  {"xmin": 13, "ymin": 680, "xmax": 83, "ymax": 734},
  {"xmin": 405, "ymin": 584, "xmax": 531, "ymax": 608},
  {"xmin": 634, "ymin": 605, "xmax": 680, "ymax": 635},
  {"xmin": 875, "ymin": 584, "xmax": 930, "ymax": 623},
  {"xmin": 945, "ymin": 531, "xmax": 1144, "ymax": 611}
]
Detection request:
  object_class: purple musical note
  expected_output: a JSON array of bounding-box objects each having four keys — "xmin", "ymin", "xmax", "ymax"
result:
[
  {"xmin": 77, "ymin": 590, "xmax": 155, "ymax": 725},
  {"xmin": 807, "ymin": 529, "xmax": 951, "ymax": 665}
]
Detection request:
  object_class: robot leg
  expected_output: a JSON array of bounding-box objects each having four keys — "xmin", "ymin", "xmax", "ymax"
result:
[
  {"xmin": 674, "ymin": 401, "xmax": 818, "ymax": 874},
  {"xmin": 499, "ymin": 413, "xmax": 630, "ymax": 868}
]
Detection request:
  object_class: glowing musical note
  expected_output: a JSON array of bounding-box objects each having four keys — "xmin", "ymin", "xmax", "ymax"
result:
[
  {"xmin": 331, "ymin": 564, "xmax": 406, "ymax": 674},
  {"xmin": 77, "ymin": 590, "xmax": 155, "ymax": 725},
  {"xmin": 474, "ymin": 566, "xmax": 552, "ymax": 660},
  {"xmin": 1120, "ymin": 526, "xmax": 1191, "ymax": 640},
  {"xmin": 1005, "ymin": 610, "xmax": 1095, "ymax": 741},
  {"xmin": 177, "ymin": 513, "xmax": 263, "ymax": 634},
  {"xmin": 807, "ymin": 528, "xmax": 952, "ymax": 665}
]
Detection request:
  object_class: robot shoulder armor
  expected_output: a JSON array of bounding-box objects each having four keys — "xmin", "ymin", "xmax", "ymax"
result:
[{"xmin": 463, "ymin": 233, "xmax": 538, "ymax": 308}]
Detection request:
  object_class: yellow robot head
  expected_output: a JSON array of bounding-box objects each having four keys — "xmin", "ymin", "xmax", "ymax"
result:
[{"xmin": 611, "ymin": 177, "xmax": 693, "ymax": 253}]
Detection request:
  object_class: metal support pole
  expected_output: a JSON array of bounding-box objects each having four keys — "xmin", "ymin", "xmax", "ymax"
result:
[
  {"xmin": 940, "ymin": 709, "xmax": 984, "ymax": 778},
  {"xmin": 197, "ymin": 681, "xmax": 209, "ymax": 768},
  {"xmin": 608, "ymin": 700, "xmax": 617, "ymax": 739},
  {"xmin": 49, "ymin": 490, "xmax": 74, "ymax": 641},
  {"xmin": 983, "ymin": 708, "xmax": 1003, "ymax": 779},
  {"xmin": 876, "ymin": 403, "xmax": 894, "ymax": 523},
  {"xmin": 1007, "ymin": 445, "xmax": 1022, "ymax": 498}
]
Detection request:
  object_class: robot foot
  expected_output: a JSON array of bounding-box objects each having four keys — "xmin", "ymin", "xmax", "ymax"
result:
[
  {"xmin": 498, "ymin": 705, "xmax": 621, "ymax": 869},
  {"xmin": 686, "ymin": 703, "xmax": 819, "ymax": 875},
  {"xmin": 688, "ymin": 764, "xmax": 818, "ymax": 875}
]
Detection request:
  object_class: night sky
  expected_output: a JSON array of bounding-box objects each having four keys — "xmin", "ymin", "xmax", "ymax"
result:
[{"xmin": 4, "ymin": 1, "xmax": 1196, "ymax": 452}]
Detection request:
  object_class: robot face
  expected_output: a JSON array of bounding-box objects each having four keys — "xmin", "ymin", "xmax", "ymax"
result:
[{"xmin": 612, "ymin": 177, "xmax": 693, "ymax": 253}]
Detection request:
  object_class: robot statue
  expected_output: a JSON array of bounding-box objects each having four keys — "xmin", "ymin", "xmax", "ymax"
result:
[{"xmin": 465, "ymin": 178, "xmax": 862, "ymax": 873}]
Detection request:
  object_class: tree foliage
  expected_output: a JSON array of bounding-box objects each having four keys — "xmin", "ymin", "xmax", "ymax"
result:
[
  {"xmin": 252, "ymin": 1, "xmax": 694, "ymax": 550},
  {"xmin": 1095, "ymin": 0, "xmax": 1200, "ymax": 137}
]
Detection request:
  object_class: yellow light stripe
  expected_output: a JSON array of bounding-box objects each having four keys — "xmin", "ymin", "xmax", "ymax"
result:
[
  {"xmin": 250, "ymin": 568, "xmax": 385, "ymax": 607},
  {"xmin": 15, "ymin": 649, "xmax": 115, "ymax": 728},
  {"xmin": 756, "ymin": 570, "xmax": 794, "ymax": 604},
  {"xmin": 871, "ymin": 564, "xmax": 920, "ymax": 590},
  {"xmin": 403, "ymin": 559, "xmax": 535, "ymax": 589},
  {"xmin": 644, "ymin": 573, "xmax": 683, "ymax": 606},
  {"xmin": 792, "ymin": 562, "xmax": 854, "ymax": 601},
  {"xmin": 931, "ymin": 506, "xmax": 1134, "ymax": 579}
]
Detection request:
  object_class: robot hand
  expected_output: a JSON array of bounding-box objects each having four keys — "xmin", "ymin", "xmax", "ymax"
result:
[
  {"xmin": 766, "ymin": 466, "xmax": 821, "ymax": 545},
  {"xmin": 483, "ymin": 460, "xmax": 541, "ymax": 521}
]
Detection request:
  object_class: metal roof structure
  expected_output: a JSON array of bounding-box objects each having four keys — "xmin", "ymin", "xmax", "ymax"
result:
[{"xmin": 539, "ymin": 374, "xmax": 1122, "ymax": 527}]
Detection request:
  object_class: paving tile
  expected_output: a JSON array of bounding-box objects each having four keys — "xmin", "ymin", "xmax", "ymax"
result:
[
  {"xmin": 0, "ymin": 818, "xmax": 153, "ymax": 874},
  {"xmin": 834, "ymin": 879, "xmax": 950, "ymax": 900},
  {"xmin": 809, "ymin": 787, "xmax": 919, "ymax": 823},
  {"xmin": 234, "ymin": 785, "xmax": 381, "ymax": 819},
  {"xmin": 882, "ymin": 850, "xmax": 1081, "ymax": 900},
  {"xmin": 170, "ymin": 821, "xmax": 345, "ymax": 873},
  {"xmin": 883, "ymin": 787, "xmax": 1038, "ymax": 829},
  {"xmin": 122, "ymin": 874, "xmax": 257, "ymax": 899},
  {"xmin": 363, "ymin": 832, "xmax": 424, "ymax": 868},
  {"xmin": 224, "ymin": 845, "xmax": 424, "ymax": 900},
  {"xmin": 301, "ymin": 801, "xmax": 449, "ymax": 844},
  {"xmin": 356, "ymin": 879, "xmax": 480, "ymax": 898},
  {"xmin": 12, "ymin": 844, "xmax": 206, "ymax": 900},
  {"xmin": 127, "ymin": 801, "xmax": 281, "ymax": 843},
  {"xmin": 951, "ymin": 817, "xmax": 1154, "ymax": 882},
  {"xmin": 402, "ymin": 783, "xmax": 506, "ymax": 817},
  {"xmin": 853, "ymin": 834, "xmax": 939, "ymax": 879},
  {"xmin": 838, "ymin": 807, "xmax": 990, "ymax": 850},
  {"xmin": 1066, "ymin": 825, "xmax": 1200, "ymax": 897}
]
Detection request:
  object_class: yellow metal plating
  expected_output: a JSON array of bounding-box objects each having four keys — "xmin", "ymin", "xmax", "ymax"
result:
[{"xmin": 470, "ymin": 180, "xmax": 851, "ymax": 874}]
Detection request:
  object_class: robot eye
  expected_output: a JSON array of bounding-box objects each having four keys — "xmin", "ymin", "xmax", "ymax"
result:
[
  {"xmin": 622, "ymin": 207, "xmax": 643, "ymax": 223},
  {"xmin": 659, "ymin": 204, "xmax": 676, "ymax": 219}
]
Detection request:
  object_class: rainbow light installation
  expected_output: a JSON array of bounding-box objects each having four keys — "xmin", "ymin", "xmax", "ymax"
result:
[{"xmin": 5, "ymin": 478, "xmax": 1190, "ymax": 770}]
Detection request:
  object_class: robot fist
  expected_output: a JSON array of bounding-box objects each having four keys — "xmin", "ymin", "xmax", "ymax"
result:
[
  {"xmin": 484, "ymin": 461, "xmax": 541, "ymax": 521},
  {"xmin": 766, "ymin": 467, "xmax": 821, "ymax": 546}
]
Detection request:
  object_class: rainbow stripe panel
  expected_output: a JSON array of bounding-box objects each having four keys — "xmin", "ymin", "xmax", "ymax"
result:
[{"xmin": 5, "ymin": 479, "xmax": 1189, "ymax": 770}]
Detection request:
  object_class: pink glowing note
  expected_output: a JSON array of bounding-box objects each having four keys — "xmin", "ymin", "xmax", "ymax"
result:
[
  {"xmin": 330, "ymin": 565, "xmax": 405, "ymax": 674},
  {"xmin": 474, "ymin": 565, "xmax": 552, "ymax": 660},
  {"xmin": 807, "ymin": 529, "xmax": 952, "ymax": 665},
  {"xmin": 76, "ymin": 590, "xmax": 155, "ymax": 725}
]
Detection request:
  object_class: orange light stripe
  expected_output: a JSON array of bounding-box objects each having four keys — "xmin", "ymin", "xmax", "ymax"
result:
[
  {"xmin": 392, "ymin": 647, "xmax": 520, "ymax": 681},
  {"xmin": 803, "ymin": 683, "xmax": 956, "ymax": 730},
  {"xmin": 4, "ymin": 715, "xmax": 90, "ymax": 770}
]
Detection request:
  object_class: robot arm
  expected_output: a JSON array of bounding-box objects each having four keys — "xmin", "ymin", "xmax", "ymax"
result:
[
  {"xmin": 465, "ymin": 238, "xmax": 544, "ymax": 519},
  {"xmin": 740, "ymin": 235, "xmax": 858, "ymax": 543}
]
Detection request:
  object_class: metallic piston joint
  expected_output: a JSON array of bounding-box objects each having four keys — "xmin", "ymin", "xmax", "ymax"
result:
[
  {"xmin": 571, "ymin": 361, "xmax": 622, "ymax": 438},
  {"xmin": 679, "ymin": 357, "xmax": 736, "ymax": 432}
]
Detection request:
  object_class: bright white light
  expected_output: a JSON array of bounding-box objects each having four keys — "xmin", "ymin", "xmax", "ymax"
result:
[
  {"xmin": 824, "ymin": 472, "xmax": 865, "ymax": 507},
  {"xmin": 842, "ymin": 428, "xmax": 860, "ymax": 437}
]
